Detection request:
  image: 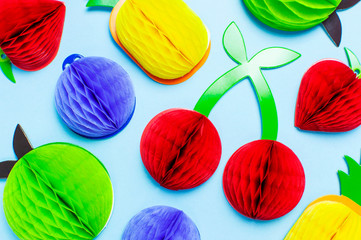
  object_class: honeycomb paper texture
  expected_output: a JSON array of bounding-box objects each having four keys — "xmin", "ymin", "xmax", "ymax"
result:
[
  {"xmin": 223, "ymin": 140, "xmax": 305, "ymax": 220},
  {"xmin": 285, "ymin": 199, "xmax": 361, "ymax": 239},
  {"xmin": 55, "ymin": 56, "xmax": 136, "ymax": 138},
  {"xmin": 3, "ymin": 143, "xmax": 113, "ymax": 240},
  {"xmin": 140, "ymin": 108, "xmax": 221, "ymax": 190},
  {"xmin": 295, "ymin": 60, "xmax": 361, "ymax": 132},
  {"xmin": 122, "ymin": 206, "xmax": 201, "ymax": 240},
  {"xmin": 243, "ymin": 0, "xmax": 341, "ymax": 31},
  {"xmin": 0, "ymin": 0, "xmax": 65, "ymax": 70},
  {"xmin": 115, "ymin": 0, "xmax": 209, "ymax": 80}
]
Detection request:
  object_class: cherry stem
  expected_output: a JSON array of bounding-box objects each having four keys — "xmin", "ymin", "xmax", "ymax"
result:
[
  {"xmin": 193, "ymin": 65, "xmax": 248, "ymax": 118},
  {"xmin": 195, "ymin": 22, "xmax": 300, "ymax": 141},
  {"xmin": 194, "ymin": 63, "xmax": 278, "ymax": 140},
  {"xmin": 249, "ymin": 69, "xmax": 278, "ymax": 140}
]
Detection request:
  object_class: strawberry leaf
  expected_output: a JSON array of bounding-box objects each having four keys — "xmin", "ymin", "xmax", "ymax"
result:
[
  {"xmin": 345, "ymin": 48, "xmax": 361, "ymax": 77},
  {"xmin": 86, "ymin": 0, "xmax": 118, "ymax": 8},
  {"xmin": 222, "ymin": 22, "xmax": 247, "ymax": 64},
  {"xmin": 0, "ymin": 56, "xmax": 16, "ymax": 83},
  {"xmin": 338, "ymin": 155, "xmax": 361, "ymax": 206},
  {"xmin": 250, "ymin": 47, "xmax": 301, "ymax": 69}
]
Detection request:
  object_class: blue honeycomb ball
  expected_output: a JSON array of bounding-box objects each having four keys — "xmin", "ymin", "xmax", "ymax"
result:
[
  {"xmin": 55, "ymin": 54, "xmax": 136, "ymax": 138},
  {"xmin": 122, "ymin": 206, "xmax": 201, "ymax": 240}
]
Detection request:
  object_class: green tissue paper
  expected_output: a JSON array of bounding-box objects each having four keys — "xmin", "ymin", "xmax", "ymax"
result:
[{"xmin": 3, "ymin": 143, "xmax": 113, "ymax": 240}]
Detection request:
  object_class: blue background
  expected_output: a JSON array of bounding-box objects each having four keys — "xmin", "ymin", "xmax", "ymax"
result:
[{"xmin": 1, "ymin": 0, "xmax": 361, "ymax": 239}]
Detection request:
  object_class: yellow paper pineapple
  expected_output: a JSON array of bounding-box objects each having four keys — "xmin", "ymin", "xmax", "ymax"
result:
[
  {"xmin": 87, "ymin": 0, "xmax": 210, "ymax": 85},
  {"xmin": 285, "ymin": 155, "xmax": 361, "ymax": 239}
]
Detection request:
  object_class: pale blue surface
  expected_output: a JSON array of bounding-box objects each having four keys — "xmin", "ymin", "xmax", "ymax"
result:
[{"xmin": 1, "ymin": 1, "xmax": 361, "ymax": 239}]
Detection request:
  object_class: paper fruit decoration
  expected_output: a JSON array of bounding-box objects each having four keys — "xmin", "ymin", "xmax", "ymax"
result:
[
  {"xmin": 0, "ymin": 0, "xmax": 66, "ymax": 83},
  {"xmin": 285, "ymin": 155, "xmax": 361, "ymax": 239},
  {"xmin": 140, "ymin": 22, "xmax": 305, "ymax": 208},
  {"xmin": 86, "ymin": 0, "xmax": 210, "ymax": 85},
  {"xmin": 141, "ymin": 108, "xmax": 221, "ymax": 190},
  {"xmin": 217, "ymin": 23, "xmax": 304, "ymax": 220},
  {"xmin": 295, "ymin": 48, "xmax": 361, "ymax": 132},
  {"xmin": 122, "ymin": 206, "xmax": 201, "ymax": 240},
  {"xmin": 55, "ymin": 54, "xmax": 136, "ymax": 138},
  {"xmin": 242, "ymin": 0, "xmax": 360, "ymax": 46},
  {"xmin": 0, "ymin": 125, "xmax": 113, "ymax": 240}
]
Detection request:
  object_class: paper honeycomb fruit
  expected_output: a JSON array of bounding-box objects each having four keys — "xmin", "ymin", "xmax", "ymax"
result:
[
  {"xmin": 0, "ymin": 0, "xmax": 65, "ymax": 71},
  {"xmin": 223, "ymin": 140, "xmax": 305, "ymax": 220},
  {"xmin": 122, "ymin": 206, "xmax": 201, "ymax": 240},
  {"xmin": 111, "ymin": 0, "xmax": 210, "ymax": 84},
  {"xmin": 140, "ymin": 108, "xmax": 221, "ymax": 190},
  {"xmin": 285, "ymin": 155, "xmax": 361, "ymax": 239},
  {"xmin": 243, "ymin": 0, "xmax": 341, "ymax": 31},
  {"xmin": 55, "ymin": 55, "xmax": 136, "ymax": 138},
  {"xmin": 242, "ymin": 0, "xmax": 359, "ymax": 46},
  {"xmin": 3, "ymin": 140, "xmax": 113, "ymax": 240},
  {"xmin": 295, "ymin": 48, "xmax": 361, "ymax": 132}
]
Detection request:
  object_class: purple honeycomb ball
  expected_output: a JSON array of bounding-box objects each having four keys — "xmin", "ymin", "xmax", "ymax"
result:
[
  {"xmin": 55, "ymin": 54, "xmax": 135, "ymax": 138},
  {"xmin": 122, "ymin": 206, "xmax": 201, "ymax": 240}
]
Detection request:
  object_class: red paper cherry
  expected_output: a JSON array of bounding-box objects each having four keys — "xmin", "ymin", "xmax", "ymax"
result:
[
  {"xmin": 295, "ymin": 59, "xmax": 361, "ymax": 132},
  {"xmin": 0, "ymin": 0, "xmax": 66, "ymax": 71},
  {"xmin": 140, "ymin": 108, "xmax": 222, "ymax": 190},
  {"xmin": 223, "ymin": 140, "xmax": 305, "ymax": 220}
]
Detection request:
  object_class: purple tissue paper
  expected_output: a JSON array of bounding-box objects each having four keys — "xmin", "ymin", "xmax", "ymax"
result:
[
  {"xmin": 122, "ymin": 206, "xmax": 201, "ymax": 240},
  {"xmin": 55, "ymin": 56, "xmax": 136, "ymax": 138}
]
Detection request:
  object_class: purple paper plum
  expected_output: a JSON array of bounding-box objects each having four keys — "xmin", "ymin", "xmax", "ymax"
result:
[
  {"xmin": 122, "ymin": 206, "xmax": 201, "ymax": 240},
  {"xmin": 55, "ymin": 54, "xmax": 136, "ymax": 138}
]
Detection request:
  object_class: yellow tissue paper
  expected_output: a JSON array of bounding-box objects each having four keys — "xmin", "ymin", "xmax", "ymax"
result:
[
  {"xmin": 115, "ymin": 0, "xmax": 209, "ymax": 80},
  {"xmin": 285, "ymin": 196, "xmax": 361, "ymax": 240}
]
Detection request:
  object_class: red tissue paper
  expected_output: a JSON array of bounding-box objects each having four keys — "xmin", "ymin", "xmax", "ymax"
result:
[
  {"xmin": 140, "ymin": 108, "xmax": 222, "ymax": 190},
  {"xmin": 0, "ymin": 0, "xmax": 65, "ymax": 71},
  {"xmin": 223, "ymin": 140, "xmax": 305, "ymax": 220},
  {"xmin": 295, "ymin": 60, "xmax": 361, "ymax": 132}
]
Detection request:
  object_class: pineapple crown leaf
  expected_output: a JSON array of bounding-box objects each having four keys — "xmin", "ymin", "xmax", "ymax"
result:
[
  {"xmin": 86, "ymin": 0, "xmax": 118, "ymax": 8},
  {"xmin": 338, "ymin": 155, "xmax": 361, "ymax": 206}
]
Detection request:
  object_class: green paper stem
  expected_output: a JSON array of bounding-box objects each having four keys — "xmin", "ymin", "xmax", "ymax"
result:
[
  {"xmin": 86, "ymin": 0, "xmax": 118, "ymax": 8},
  {"xmin": 194, "ymin": 22, "xmax": 300, "ymax": 141},
  {"xmin": 193, "ymin": 65, "xmax": 248, "ymax": 118},
  {"xmin": 338, "ymin": 155, "xmax": 361, "ymax": 206},
  {"xmin": 345, "ymin": 47, "xmax": 361, "ymax": 78},
  {"xmin": 249, "ymin": 70, "xmax": 278, "ymax": 140},
  {"xmin": 0, "ymin": 48, "xmax": 15, "ymax": 83}
]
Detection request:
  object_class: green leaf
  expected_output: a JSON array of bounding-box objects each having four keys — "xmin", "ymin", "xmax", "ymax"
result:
[
  {"xmin": 0, "ymin": 61, "xmax": 15, "ymax": 83},
  {"xmin": 338, "ymin": 155, "xmax": 361, "ymax": 206},
  {"xmin": 345, "ymin": 47, "xmax": 361, "ymax": 77},
  {"xmin": 86, "ymin": 0, "xmax": 118, "ymax": 8},
  {"xmin": 222, "ymin": 22, "xmax": 247, "ymax": 64},
  {"xmin": 250, "ymin": 47, "xmax": 301, "ymax": 69}
]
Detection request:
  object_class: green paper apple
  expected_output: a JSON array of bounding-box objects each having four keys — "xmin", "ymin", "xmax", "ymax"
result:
[
  {"xmin": 1, "ymin": 125, "xmax": 113, "ymax": 240},
  {"xmin": 243, "ymin": 0, "xmax": 359, "ymax": 46}
]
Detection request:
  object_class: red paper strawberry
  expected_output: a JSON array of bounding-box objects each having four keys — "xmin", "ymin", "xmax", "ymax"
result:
[
  {"xmin": 295, "ymin": 48, "xmax": 361, "ymax": 132},
  {"xmin": 140, "ymin": 21, "xmax": 304, "ymax": 211},
  {"xmin": 0, "ymin": 0, "xmax": 66, "ymax": 83}
]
